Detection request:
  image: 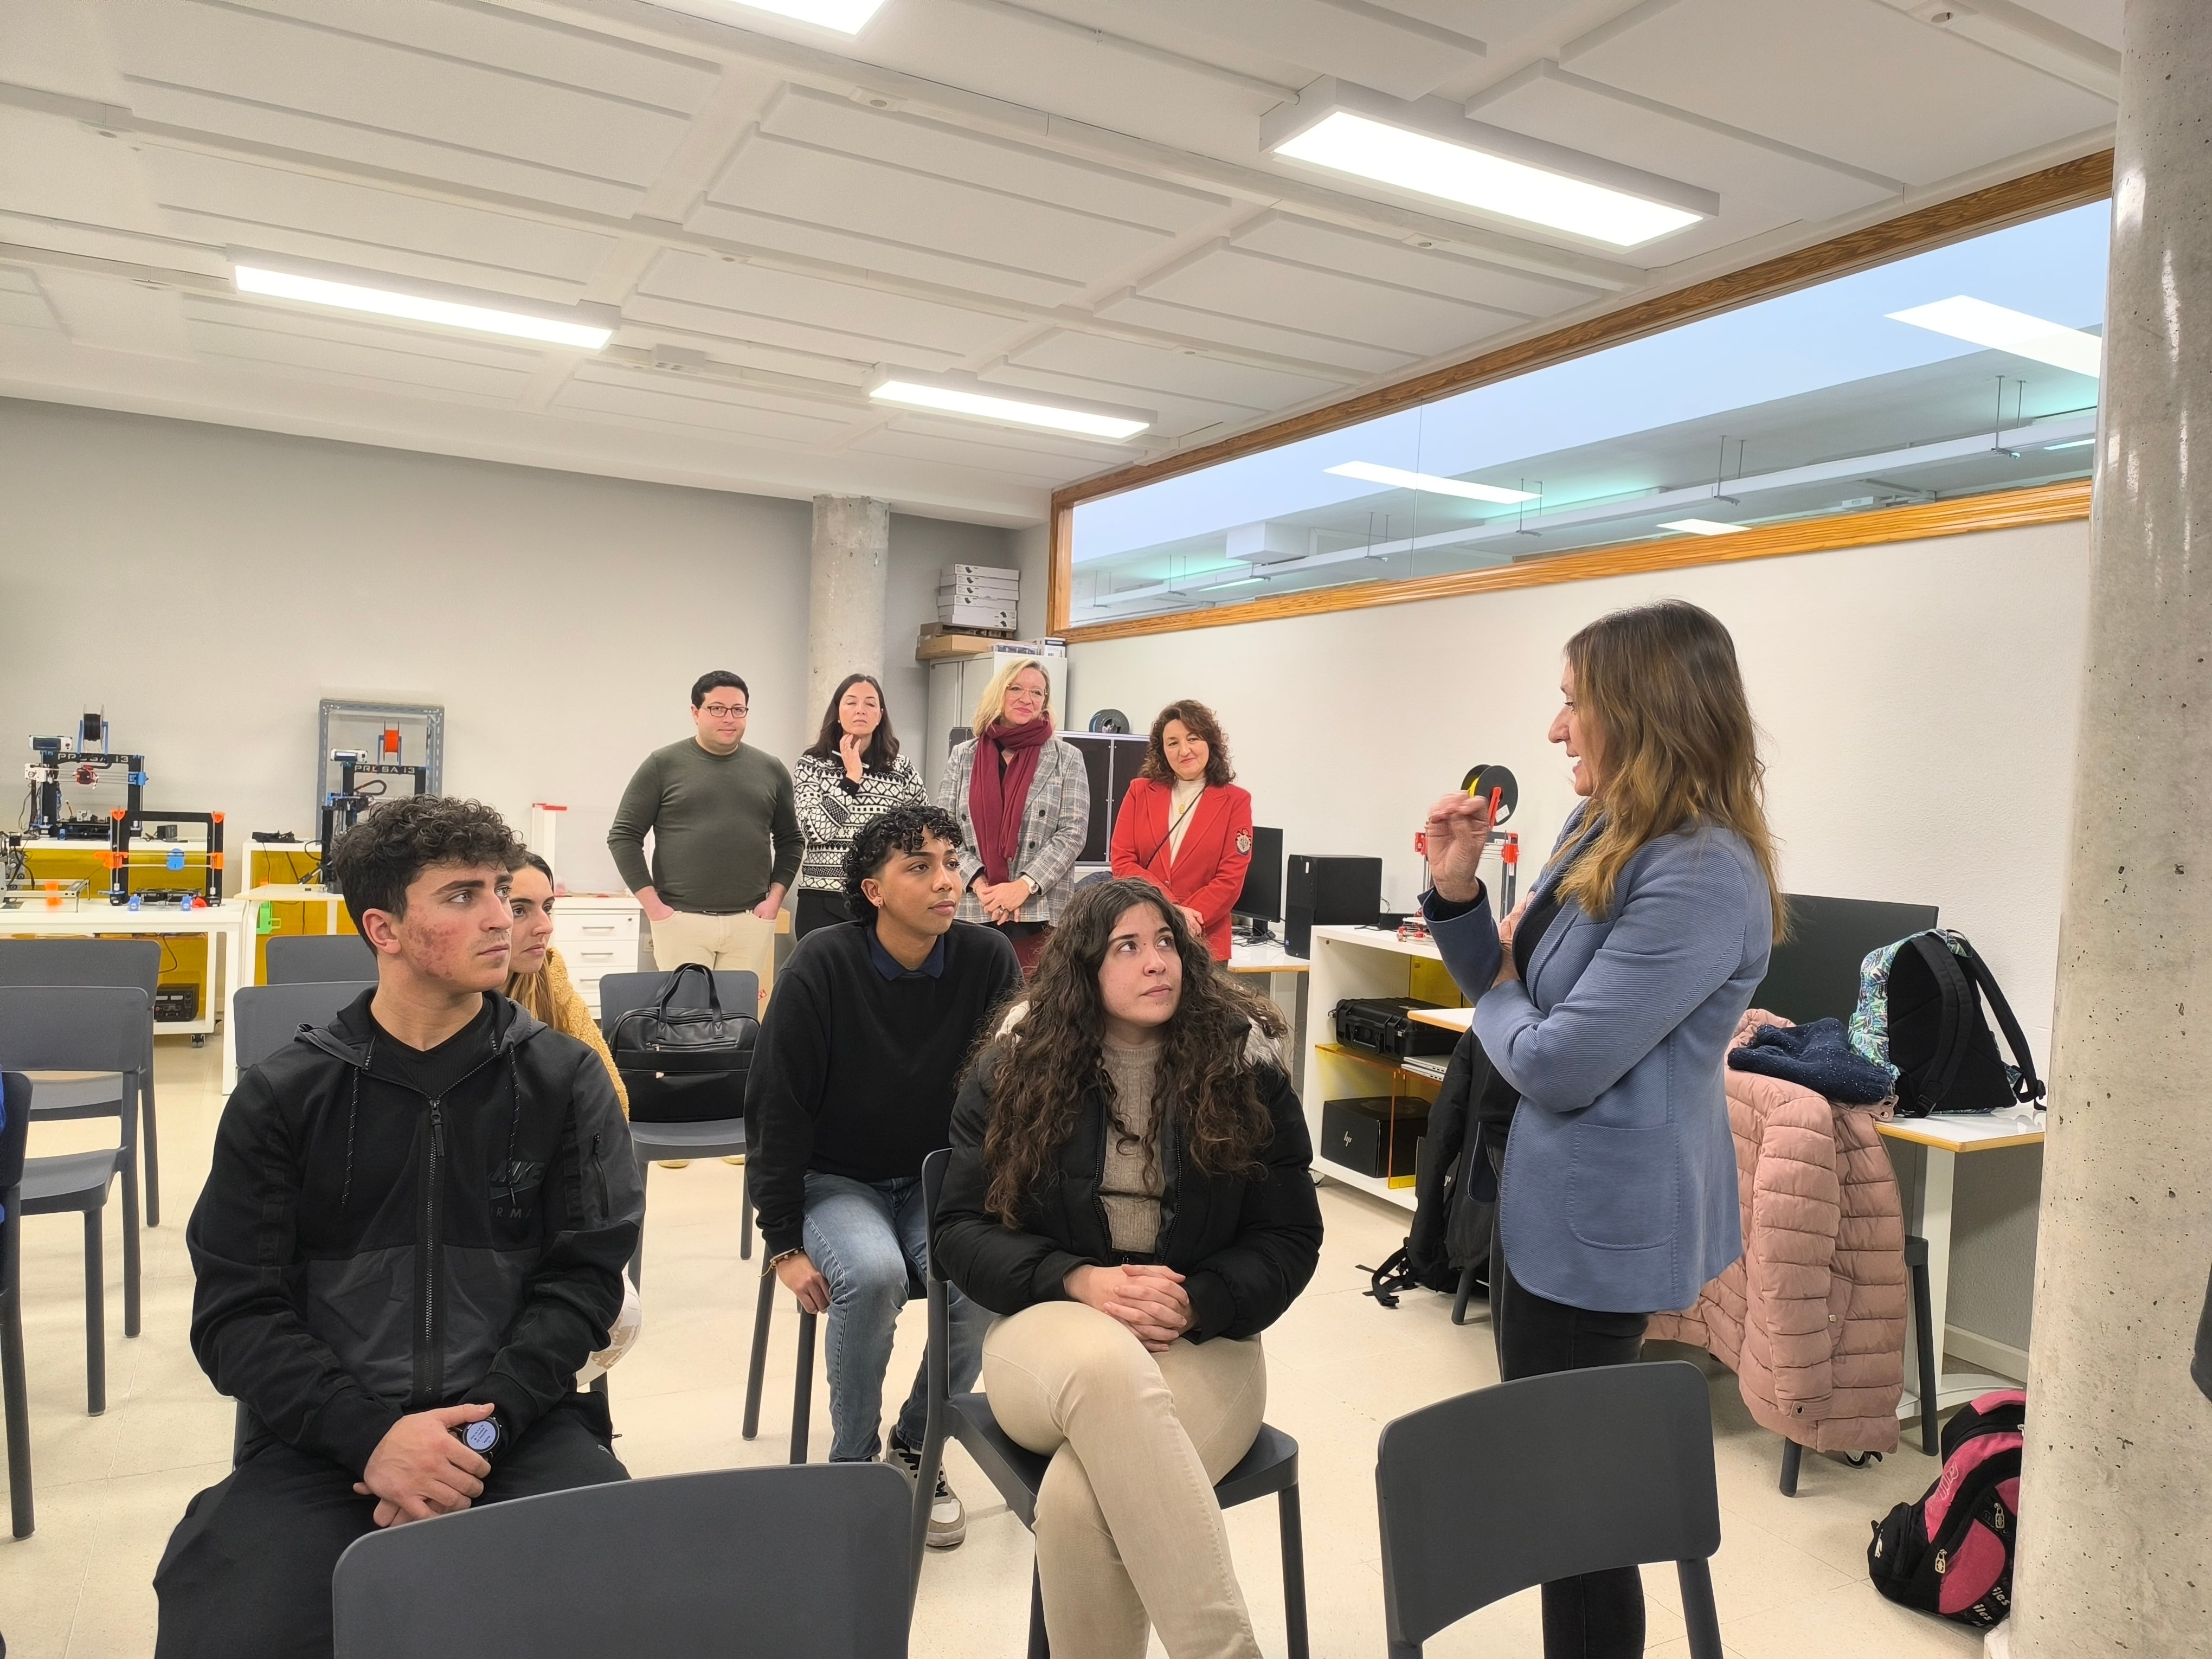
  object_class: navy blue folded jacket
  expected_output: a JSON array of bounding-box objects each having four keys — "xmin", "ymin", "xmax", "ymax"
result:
[{"xmin": 1727, "ymin": 1017, "xmax": 1894, "ymax": 1105}]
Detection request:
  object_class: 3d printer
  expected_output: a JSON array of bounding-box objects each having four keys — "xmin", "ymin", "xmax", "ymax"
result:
[
  {"xmin": 20, "ymin": 715, "xmax": 224, "ymax": 907},
  {"xmin": 318, "ymin": 724, "xmax": 428, "ymax": 892}
]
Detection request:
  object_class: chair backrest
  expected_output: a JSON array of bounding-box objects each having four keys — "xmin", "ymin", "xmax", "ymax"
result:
[
  {"xmin": 232, "ymin": 982, "xmax": 375, "ymax": 1070},
  {"xmin": 0, "ymin": 985, "xmax": 149, "ymax": 1076},
  {"xmin": 0, "ymin": 938, "xmax": 161, "ymax": 997},
  {"xmin": 596, "ymin": 969, "xmax": 760, "ymax": 1041},
  {"xmin": 1375, "ymin": 1361, "xmax": 1721, "ymax": 1655},
  {"xmin": 1, "ymin": 1072, "xmax": 31, "ymax": 1197},
  {"xmin": 265, "ymin": 933, "xmax": 378, "ymax": 985},
  {"xmin": 920, "ymin": 1147, "xmax": 951, "ymax": 1287},
  {"xmin": 332, "ymin": 1463, "xmax": 913, "ymax": 1659}
]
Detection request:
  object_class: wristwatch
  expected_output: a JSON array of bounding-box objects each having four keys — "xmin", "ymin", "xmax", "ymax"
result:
[{"xmin": 454, "ymin": 1411, "xmax": 508, "ymax": 1461}]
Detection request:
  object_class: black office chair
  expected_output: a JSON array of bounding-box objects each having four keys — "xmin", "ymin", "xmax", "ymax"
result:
[
  {"xmin": 264, "ymin": 933, "xmax": 377, "ymax": 985},
  {"xmin": 232, "ymin": 981, "xmax": 376, "ymax": 1070},
  {"xmin": 2, "ymin": 1072, "xmax": 36, "ymax": 1537},
  {"xmin": 332, "ymin": 1463, "xmax": 914, "ymax": 1659},
  {"xmin": 595, "ymin": 969, "xmax": 758, "ymax": 1279},
  {"xmin": 909, "ymin": 1149, "xmax": 1310, "ymax": 1657},
  {"xmin": 1375, "ymin": 1360, "xmax": 1725, "ymax": 1659}
]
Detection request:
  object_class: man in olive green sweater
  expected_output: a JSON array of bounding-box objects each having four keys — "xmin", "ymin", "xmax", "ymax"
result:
[{"xmin": 608, "ymin": 671, "xmax": 802, "ymax": 1004}]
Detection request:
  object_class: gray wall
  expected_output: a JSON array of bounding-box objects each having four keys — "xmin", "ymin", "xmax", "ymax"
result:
[{"xmin": 0, "ymin": 397, "xmax": 1008, "ymax": 893}]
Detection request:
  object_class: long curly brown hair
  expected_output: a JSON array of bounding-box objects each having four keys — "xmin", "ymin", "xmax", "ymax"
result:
[{"xmin": 973, "ymin": 878, "xmax": 1287, "ymax": 1226}]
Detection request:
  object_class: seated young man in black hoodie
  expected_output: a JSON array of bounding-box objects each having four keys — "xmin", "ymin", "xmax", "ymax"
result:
[
  {"xmin": 747, "ymin": 803, "xmax": 1020, "ymax": 1547},
  {"xmin": 155, "ymin": 796, "xmax": 643, "ymax": 1659}
]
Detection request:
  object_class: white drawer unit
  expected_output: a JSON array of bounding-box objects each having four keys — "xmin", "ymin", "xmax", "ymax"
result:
[{"xmin": 549, "ymin": 893, "xmax": 642, "ymax": 1017}]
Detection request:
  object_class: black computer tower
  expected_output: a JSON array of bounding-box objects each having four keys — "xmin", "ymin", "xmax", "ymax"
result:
[{"xmin": 1285, "ymin": 853, "xmax": 1382, "ymax": 957}]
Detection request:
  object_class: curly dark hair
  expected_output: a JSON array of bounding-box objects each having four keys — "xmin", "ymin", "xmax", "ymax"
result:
[
  {"xmin": 1139, "ymin": 698, "xmax": 1234, "ymax": 787},
  {"xmin": 973, "ymin": 877, "xmax": 1285, "ymax": 1226},
  {"xmin": 804, "ymin": 672, "xmax": 902, "ymax": 771},
  {"xmin": 844, "ymin": 803, "xmax": 964, "ymax": 916},
  {"xmin": 327, "ymin": 795, "xmax": 522, "ymax": 930}
]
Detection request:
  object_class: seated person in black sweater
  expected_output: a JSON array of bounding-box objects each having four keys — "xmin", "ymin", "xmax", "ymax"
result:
[
  {"xmin": 746, "ymin": 804, "xmax": 1020, "ymax": 1547},
  {"xmin": 933, "ymin": 879, "xmax": 1323, "ymax": 1658},
  {"xmin": 154, "ymin": 796, "xmax": 642, "ymax": 1659}
]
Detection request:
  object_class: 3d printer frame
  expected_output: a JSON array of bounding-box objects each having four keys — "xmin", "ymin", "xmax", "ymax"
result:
[{"xmin": 104, "ymin": 808, "xmax": 226, "ymax": 908}]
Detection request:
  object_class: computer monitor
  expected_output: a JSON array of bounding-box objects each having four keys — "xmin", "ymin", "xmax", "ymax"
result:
[
  {"xmin": 1753, "ymin": 893, "xmax": 1940, "ymax": 1026},
  {"xmin": 1234, "ymin": 826, "xmax": 1284, "ymax": 923}
]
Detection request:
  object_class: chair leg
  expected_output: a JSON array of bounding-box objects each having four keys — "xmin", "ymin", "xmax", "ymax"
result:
[
  {"xmin": 743, "ymin": 1270, "xmax": 775, "ymax": 1441},
  {"xmin": 1450, "ymin": 1264, "xmax": 1478, "ymax": 1326},
  {"xmin": 119, "ymin": 1159, "xmax": 141, "ymax": 1341},
  {"xmin": 629, "ymin": 1149, "xmax": 650, "ymax": 1290},
  {"xmin": 1278, "ymin": 1483, "xmax": 1310, "ymax": 1659},
  {"xmin": 789, "ymin": 1310, "xmax": 816, "ymax": 1464},
  {"xmin": 1907, "ymin": 1236, "xmax": 1940, "ymax": 1456},
  {"xmin": 1027, "ymin": 1561, "xmax": 1050, "ymax": 1659},
  {"xmin": 83, "ymin": 1211, "xmax": 107, "ymax": 1416},
  {"xmin": 740, "ymin": 1162, "xmax": 754, "ymax": 1262},
  {"xmin": 1778, "ymin": 1437, "xmax": 1802, "ymax": 1497},
  {"xmin": 141, "ymin": 1071, "xmax": 162, "ymax": 1229},
  {"xmin": 3, "ymin": 1213, "xmax": 34, "ymax": 1539},
  {"xmin": 1677, "ymin": 1557, "xmax": 1724, "ymax": 1659}
]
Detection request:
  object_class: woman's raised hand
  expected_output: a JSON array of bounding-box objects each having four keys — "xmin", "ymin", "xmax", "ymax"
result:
[
  {"xmin": 838, "ymin": 732, "xmax": 866, "ymax": 782},
  {"xmin": 1423, "ymin": 792, "xmax": 1496, "ymax": 904}
]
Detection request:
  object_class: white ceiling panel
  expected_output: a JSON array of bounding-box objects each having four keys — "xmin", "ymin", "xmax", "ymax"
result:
[
  {"xmin": 136, "ymin": 147, "xmax": 618, "ymax": 293},
  {"xmin": 1561, "ymin": 0, "xmax": 2114, "ymax": 186},
  {"xmin": 554, "ymin": 370, "xmax": 856, "ymax": 446},
  {"xmin": 1228, "ymin": 214, "xmax": 1604, "ymax": 317},
  {"xmin": 633, "ymin": 250, "xmax": 1019, "ymax": 365},
  {"xmin": 1093, "ymin": 293, "xmax": 1414, "ymax": 376},
  {"xmin": 2004, "ymin": 0, "xmax": 2124, "ymax": 48},
  {"xmin": 681, "ymin": 201, "xmax": 1078, "ymax": 308},
  {"xmin": 1136, "ymin": 244, "xmax": 1525, "ymax": 358},
  {"xmin": 1116, "ymin": 0, "xmax": 1486, "ymax": 100},
  {"xmin": 0, "ymin": 107, "xmax": 172, "ymax": 236},
  {"xmin": 181, "ymin": 300, "xmax": 540, "ymax": 400},
  {"xmin": 35, "ymin": 268, "xmax": 194, "ymax": 358},
  {"xmin": 0, "ymin": 265, "xmax": 57, "ymax": 332},
  {"xmin": 106, "ymin": 0, "xmax": 706, "ymax": 196},
  {"xmin": 1468, "ymin": 60, "xmax": 1902, "ymax": 218},
  {"xmin": 1008, "ymin": 330, "xmax": 1345, "ymax": 413}
]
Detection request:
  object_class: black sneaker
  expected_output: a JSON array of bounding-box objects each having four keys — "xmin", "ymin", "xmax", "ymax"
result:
[{"xmin": 886, "ymin": 1432, "xmax": 966, "ymax": 1549}]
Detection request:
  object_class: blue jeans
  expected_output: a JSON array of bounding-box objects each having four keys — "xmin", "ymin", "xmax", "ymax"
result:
[{"xmin": 802, "ymin": 1169, "xmax": 988, "ymax": 1463}]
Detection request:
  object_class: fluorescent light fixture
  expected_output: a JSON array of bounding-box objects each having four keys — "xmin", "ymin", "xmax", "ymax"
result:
[
  {"xmin": 713, "ymin": 0, "xmax": 888, "ymax": 31},
  {"xmin": 2041, "ymin": 437, "xmax": 2095, "ymax": 451},
  {"xmin": 1886, "ymin": 296, "xmax": 2104, "ymax": 378},
  {"xmin": 1657, "ymin": 518, "xmax": 1749, "ymax": 536},
  {"xmin": 1328, "ymin": 461, "xmax": 1537, "ymax": 504},
  {"xmin": 867, "ymin": 369, "xmax": 1153, "ymax": 441},
  {"xmin": 1264, "ymin": 80, "xmax": 1714, "ymax": 248},
  {"xmin": 231, "ymin": 254, "xmax": 614, "ymax": 349}
]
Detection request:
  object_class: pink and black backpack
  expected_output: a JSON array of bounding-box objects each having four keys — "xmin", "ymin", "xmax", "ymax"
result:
[{"xmin": 1866, "ymin": 1390, "xmax": 2024, "ymax": 1626}]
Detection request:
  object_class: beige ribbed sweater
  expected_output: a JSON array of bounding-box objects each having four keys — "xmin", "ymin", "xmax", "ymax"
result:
[{"xmin": 1099, "ymin": 1037, "xmax": 1167, "ymax": 1253}]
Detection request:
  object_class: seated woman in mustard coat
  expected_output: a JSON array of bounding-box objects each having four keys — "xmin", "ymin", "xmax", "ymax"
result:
[{"xmin": 1108, "ymin": 699, "xmax": 1253, "ymax": 963}]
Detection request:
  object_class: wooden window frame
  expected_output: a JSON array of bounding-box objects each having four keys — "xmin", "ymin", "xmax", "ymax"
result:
[{"xmin": 1049, "ymin": 151, "xmax": 2111, "ymax": 642}]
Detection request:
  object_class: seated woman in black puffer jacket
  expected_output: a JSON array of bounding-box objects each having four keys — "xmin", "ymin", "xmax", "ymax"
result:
[{"xmin": 934, "ymin": 878, "xmax": 1323, "ymax": 1659}]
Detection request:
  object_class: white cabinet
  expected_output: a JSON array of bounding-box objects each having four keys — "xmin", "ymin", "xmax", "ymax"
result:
[{"xmin": 550, "ymin": 893, "xmax": 641, "ymax": 1018}]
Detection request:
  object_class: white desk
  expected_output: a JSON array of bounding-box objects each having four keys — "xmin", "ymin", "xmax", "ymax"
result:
[
  {"xmin": 1228, "ymin": 939, "xmax": 1311, "ymax": 1068},
  {"xmin": 1878, "ymin": 1110, "xmax": 2045, "ymax": 1419},
  {"xmin": 1409, "ymin": 1005, "xmax": 1476, "ymax": 1033}
]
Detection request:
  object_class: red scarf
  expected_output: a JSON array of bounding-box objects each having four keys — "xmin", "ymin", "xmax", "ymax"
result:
[{"xmin": 969, "ymin": 715, "xmax": 1054, "ymax": 886}]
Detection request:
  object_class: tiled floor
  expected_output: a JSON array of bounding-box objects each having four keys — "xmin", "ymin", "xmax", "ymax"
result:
[{"xmin": 0, "ymin": 1039, "xmax": 1986, "ymax": 1658}]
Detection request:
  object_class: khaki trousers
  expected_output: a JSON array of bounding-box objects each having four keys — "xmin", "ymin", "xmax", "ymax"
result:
[
  {"xmin": 647, "ymin": 909, "xmax": 774, "ymax": 1008},
  {"xmin": 983, "ymin": 1301, "xmax": 1265, "ymax": 1659}
]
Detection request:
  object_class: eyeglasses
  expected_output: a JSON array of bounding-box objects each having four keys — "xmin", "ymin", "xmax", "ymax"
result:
[{"xmin": 699, "ymin": 703, "xmax": 749, "ymax": 719}]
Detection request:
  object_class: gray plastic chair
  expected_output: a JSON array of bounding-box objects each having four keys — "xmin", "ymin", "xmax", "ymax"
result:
[
  {"xmin": 0, "ymin": 938, "xmax": 164, "ymax": 1226},
  {"xmin": 910, "ymin": 1150, "xmax": 1309, "ymax": 1657},
  {"xmin": 264, "ymin": 933, "xmax": 377, "ymax": 985},
  {"xmin": 0, "ymin": 986, "xmax": 147, "ymax": 1346},
  {"xmin": 1375, "ymin": 1360, "xmax": 1725, "ymax": 1659},
  {"xmin": 3, "ymin": 1072, "xmax": 35, "ymax": 1536},
  {"xmin": 332, "ymin": 1462, "xmax": 914, "ymax": 1659},
  {"xmin": 596, "ymin": 969, "xmax": 758, "ymax": 1278},
  {"xmin": 232, "ymin": 981, "xmax": 375, "ymax": 1070}
]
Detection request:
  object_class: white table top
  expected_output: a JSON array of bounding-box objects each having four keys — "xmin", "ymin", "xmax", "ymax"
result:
[
  {"xmin": 1876, "ymin": 1110, "xmax": 2046, "ymax": 1152},
  {"xmin": 0, "ymin": 902, "xmax": 235, "ymax": 930},
  {"xmin": 1408, "ymin": 1005, "xmax": 1476, "ymax": 1031},
  {"xmin": 1227, "ymin": 940, "xmax": 1311, "ymax": 974},
  {"xmin": 1310, "ymin": 923, "xmax": 1445, "ymax": 961}
]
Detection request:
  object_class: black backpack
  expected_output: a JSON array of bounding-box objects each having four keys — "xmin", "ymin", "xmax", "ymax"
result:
[
  {"xmin": 1365, "ymin": 1031, "xmax": 1495, "ymax": 1308},
  {"xmin": 1849, "ymin": 931, "xmax": 2045, "ymax": 1117},
  {"xmin": 608, "ymin": 963, "xmax": 757, "ymax": 1124},
  {"xmin": 1867, "ymin": 1390, "xmax": 2025, "ymax": 1626}
]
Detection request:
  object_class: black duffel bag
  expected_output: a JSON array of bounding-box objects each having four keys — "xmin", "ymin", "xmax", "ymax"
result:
[{"xmin": 609, "ymin": 962, "xmax": 756, "ymax": 1124}]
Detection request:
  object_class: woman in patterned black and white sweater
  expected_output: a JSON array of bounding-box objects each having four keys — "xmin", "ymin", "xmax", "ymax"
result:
[{"xmin": 791, "ymin": 672, "xmax": 928, "ymax": 937}]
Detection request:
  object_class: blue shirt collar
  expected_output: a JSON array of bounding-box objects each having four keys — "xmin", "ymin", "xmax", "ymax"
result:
[{"xmin": 867, "ymin": 923, "xmax": 947, "ymax": 980}]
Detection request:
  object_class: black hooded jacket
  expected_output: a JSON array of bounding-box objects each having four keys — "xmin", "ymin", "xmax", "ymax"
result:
[{"xmin": 186, "ymin": 989, "xmax": 642, "ymax": 1476}]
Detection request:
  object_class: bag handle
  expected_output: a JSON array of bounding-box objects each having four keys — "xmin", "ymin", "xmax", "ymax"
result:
[
  {"xmin": 1907, "ymin": 933, "xmax": 1970, "ymax": 1108},
  {"xmin": 1949, "ymin": 938, "xmax": 2046, "ymax": 1103},
  {"xmin": 656, "ymin": 961, "xmax": 725, "ymax": 1019}
]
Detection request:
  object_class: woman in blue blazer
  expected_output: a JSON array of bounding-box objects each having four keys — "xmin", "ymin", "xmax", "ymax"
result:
[{"xmin": 1422, "ymin": 600, "xmax": 1784, "ymax": 1659}]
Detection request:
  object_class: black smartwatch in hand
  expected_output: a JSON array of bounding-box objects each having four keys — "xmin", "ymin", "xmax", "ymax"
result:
[{"xmin": 454, "ymin": 1411, "xmax": 507, "ymax": 1462}]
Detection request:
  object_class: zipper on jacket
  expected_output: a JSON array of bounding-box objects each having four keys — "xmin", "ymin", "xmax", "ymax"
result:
[{"xmin": 416, "ymin": 1096, "xmax": 447, "ymax": 1406}]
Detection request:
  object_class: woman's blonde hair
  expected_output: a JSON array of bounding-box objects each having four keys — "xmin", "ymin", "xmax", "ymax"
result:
[
  {"xmin": 1555, "ymin": 600, "xmax": 1786, "ymax": 936},
  {"xmin": 972, "ymin": 654, "xmax": 1053, "ymax": 736}
]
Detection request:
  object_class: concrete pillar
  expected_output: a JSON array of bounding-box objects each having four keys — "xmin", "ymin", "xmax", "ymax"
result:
[
  {"xmin": 2012, "ymin": 3, "xmax": 2212, "ymax": 1652},
  {"xmin": 807, "ymin": 494, "xmax": 890, "ymax": 725}
]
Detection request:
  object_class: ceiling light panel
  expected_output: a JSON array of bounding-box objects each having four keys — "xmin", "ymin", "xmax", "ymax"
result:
[
  {"xmin": 231, "ymin": 255, "xmax": 615, "ymax": 349},
  {"xmin": 867, "ymin": 369, "xmax": 1153, "ymax": 441},
  {"xmin": 1886, "ymin": 296, "xmax": 2104, "ymax": 377},
  {"xmin": 1264, "ymin": 80, "xmax": 1715, "ymax": 249},
  {"xmin": 1658, "ymin": 518, "xmax": 1749, "ymax": 535},
  {"xmin": 1327, "ymin": 461, "xmax": 1536, "ymax": 503},
  {"xmin": 673, "ymin": 0, "xmax": 889, "ymax": 34}
]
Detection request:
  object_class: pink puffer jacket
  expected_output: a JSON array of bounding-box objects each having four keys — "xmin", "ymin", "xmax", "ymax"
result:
[{"xmin": 1647, "ymin": 1011, "xmax": 1907, "ymax": 1455}]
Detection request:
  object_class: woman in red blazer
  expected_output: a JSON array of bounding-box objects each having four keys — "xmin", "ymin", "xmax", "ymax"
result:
[{"xmin": 1108, "ymin": 699, "xmax": 1253, "ymax": 963}]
